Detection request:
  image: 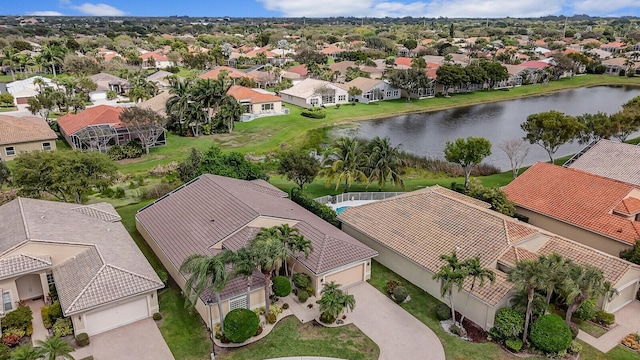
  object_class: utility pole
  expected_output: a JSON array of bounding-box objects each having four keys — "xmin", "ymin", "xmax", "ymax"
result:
[{"xmin": 562, "ymin": 16, "xmax": 568, "ymax": 38}]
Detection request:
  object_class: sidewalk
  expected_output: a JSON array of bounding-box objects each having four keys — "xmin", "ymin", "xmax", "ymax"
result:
[
  {"xmin": 577, "ymin": 301, "xmax": 640, "ymax": 353},
  {"xmin": 27, "ymin": 299, "xmax": 48, "ymax": 344}
]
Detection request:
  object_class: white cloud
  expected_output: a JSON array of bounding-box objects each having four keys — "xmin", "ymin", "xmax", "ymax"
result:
[
  {"xmin": 572, "ymin": 0, "xmax": 640, "ymax": 14},
  {"xmin": 258, "ymin": 0, "xmax": 565, "ymax": 17},
  {"xmin": 71, "ymin": 3, "xmax": 125, "ymax": 16},
  {"xmin": 27, "ymin": 11, "xmax": 65, "ymax": 16}
]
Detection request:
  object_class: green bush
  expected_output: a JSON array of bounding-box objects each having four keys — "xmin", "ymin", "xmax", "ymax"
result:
[
  {"xmin": 75, "ymin": 333, "xmax": 90, "ymax": 347},
  {"xmin": 290, "ymin": 189, "xmax": 339, "ymax": 227},
  {"xmin": 449, "ymin": 324, "xmax": 463, "ymax": 336},
  {"xmin": 297, "ymin": 290, "xmax": 309, "ymax": 303},
  {"xmin": 530, "ymin": 314, "xmax": 572, "ymax": 353},
  {"xmin": 0, "ymin": 343, "xmax": 10, "ymax": 360},
  {"xmin": 1, "ymin": 327, "xmax": 24, "ymax": 347},
  {"xmin": 41, "ymin": 306, "xmax": 53, "ymax": 329},
  {"xmin": 272, "ymin": 276, "xmax": 292, "ymax": 297},
  {"xmin": 594, "ymin": 310, "xmax": 615, "ymax": 326},
  {"xmin": 574, "ymin": 299, "xmax": 596, "ymax": 321},
  {"xmin": 153, "ymin": 313, "xmax": 162, "ymax": 321},
  {"xmin": 48, "ymin": 300, "xmax": 63, "ymax": 323},
  {"xmin": 266, "ymin": 312, "xmax": 277, "ymax": 324},
  {"xmin": 319, "ymin": 312, "xmax": 336, "ymax": 324},
  {"xmin": 106, "ymin": 90, "xmax": 118, "ymax": 100},
  {"xmin": 386, "ymin": 279, "xmax": 402, "ymax": 294},
  {"xmin": 570, "ymin": 340, "xmax": 583, "ymax": 353},
  {"xmin": 292, "ymin": 273, "xmax": 311, "ymax": 289},
  {"xmin": 282, "ymin": 303, "xmax": 289, "ymax": 309},
  {"xmin": 435, "ymin": 303, "xmax": 452, "ymax": 321},
  {"xmin": 53, "ymin": 318, "xmax": 74, "ymax": 337},
  {"xmin": 114, "ymin": 187, "xmax": 126, "ymax": 199},
  {"xmin": 505, "ymin": 337, "xmax": 523, "ymax": 352},
  {"xmin": 107, "ymin": 145, "xmax": 126, "ymax": 160},
  {"xmin": 223, "ymin": 309, "xmax": 260, "ymax": 343},
  {"xmin": 2, "ymin": 306, "xmax": 32, "ymax": 331},
  {"xmin": 392, "ymin": 286, "xmax": 409, "ymax": 303},
  {"xmin": 488, "ymin": 307, "xmax": 525, "ymax": 341},
  {"xmin": 301, "ymin": 107, "xmax": 326, "ymax": 119}
]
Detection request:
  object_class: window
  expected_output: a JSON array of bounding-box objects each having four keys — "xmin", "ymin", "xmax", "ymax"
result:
[
  {"xmin": 386, "ymin": 91, "xmax": 392, "ymax": 98},
  {"xmin": 229, "ymin": 296, "xmax": 248, "ymax": 311},
  {"xmin": 46, "ymin": 273, "xmax": 55, "ymax": 286},
  {"xmin": 42, "ymin": 142, "xmax": 52, "ymax": 151},
  {"xmin": 5, "ymin": 147, "xmax": 15, "ymax": 157},
  {"xmin": 261, "ymin": 103, "xmax": 274, "ymax": 111},
  {"xmin": 310, "ymin": 98, "xmax": 319, "ymax": 106},
  {"xmin": 338, "ymin": 95, "xmax": 346, "ymax": 101},
  {"xmin": 393, "ymin": 90, "xmax": 399, "ymax": 97},
  {"xmin": 321, "ymin": 95, "xmax": 334, "ymax": 104},
  {"xmin": 3, "ymin": 292, "xmax": 11, "ymax": 312}
]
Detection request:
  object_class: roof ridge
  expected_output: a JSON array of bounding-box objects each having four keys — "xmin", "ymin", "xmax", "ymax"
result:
[
  {"xmin": 17, "ymin": 198, "xmax": 30, "ymax": 240},
  {"xmin": 71, "ymin": 204, "xmax": 122, "ymax": 222},
  {"xmin": 104, "ymin": 263, "xmax": 164, "ymax": 287},
  {"xmin": 538, "ymin": 162, "xmax": 639, "ymax": 189},
  {"xmin": 20, "ymin": 254, "xmax": 52, "ymax": 266},
  {"xmin": 315, "ymin": 234, "xmax": 330, "ymax": 274},
  {"xmin": 201, "ymin": 175, "xmax": 265, "ymax": 215},
  {"xmin": 66, "ymin": 264, "xmax": 107, "ymax": 313}
]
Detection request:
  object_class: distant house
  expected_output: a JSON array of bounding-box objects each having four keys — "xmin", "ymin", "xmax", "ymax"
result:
[
  {"xmin": 226, "ymin": 85, "xmax": 285, "ymax": 121},
  {"xmin": 565, "ymin": 139, "xmax": 640, "ymax": 187},
  {"xmin": 342, "ymin": 77, "xmax": 401, "ymax": 103},
  {"xmin": 600, "ymin": 42, "xmax": 625, "ymax": 54},
  {"xmin": 57, "ymin": 105, "xmax": 166, "ymax": 152},
  {"xmin": 504, "ymin": 162, "xmax": 640, "ymax": 257},
  {"xmin": 320, "ymin": 45, "xmax": 344, "ymax": 59},
  {"xmin": 279, "ymin": 78, "xmax": 349, "ymax": 108},
  {"xmin": 602, "ymin": 58, "xmax": 629, "ymax": 75},
  {"xmin": 0, "ymin": 115, "xmax": 57, "ymax": 162},
  {"xmin": 138, "ymin": 91, "xmax": 171, "ymax": 117},
  {"xmin": 6, "ymin": 76, "xmax": 51, "ymax": 105},
  {"xmin": 339, "ymin": 186, "xmax": 640, "ymax": 329},
  {"xmin": 0, "ymin": 198, "xmax": 163, "ymax": 336},
  {"xmin": 89, "ymin": 73, "xmax": 129, "ymax": 101},
  {"xmin": 200, "ymin": 66, "xmax": 264, "ymax": 87},
  {"xmin": 146, "ymin": 70, "xmax": 176, "ymax": 90},
  {"xmin": 140, "ymin": 52, "xmax": 172, "ymax": 69}
]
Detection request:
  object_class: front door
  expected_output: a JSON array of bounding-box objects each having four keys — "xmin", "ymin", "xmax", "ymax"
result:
[{"xmin": 16, "ymin": 274, "xmax": 44, "ymax": 300}]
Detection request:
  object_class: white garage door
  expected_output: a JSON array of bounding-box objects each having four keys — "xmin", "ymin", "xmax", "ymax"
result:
[
  {"xmin": 324, "ymin": 263, "xmax": 364, "ymax": 288},
  {"xmin": 85, "ymin": 296, "xmax": 149, "ymax": 335}
]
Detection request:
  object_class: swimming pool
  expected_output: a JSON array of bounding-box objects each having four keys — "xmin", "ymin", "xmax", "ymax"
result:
[{"xmin": 336, "ymin": 206, "xmax": 350, "ymax": 214}]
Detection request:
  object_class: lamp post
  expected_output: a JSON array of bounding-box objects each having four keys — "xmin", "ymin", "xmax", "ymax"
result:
[{"xmin": 206, "ymin": 299, "xmax": 215, "ymax": 360}]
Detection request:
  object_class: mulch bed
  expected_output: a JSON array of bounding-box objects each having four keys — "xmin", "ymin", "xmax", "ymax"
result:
[{"xmin": 451, "ymin": 311, "xmax": 489, "ymax": 342}]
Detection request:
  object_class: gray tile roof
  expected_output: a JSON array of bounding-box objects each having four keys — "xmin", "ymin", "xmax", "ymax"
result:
[
  {"xmin": 0, "ymin": 198, "xmax": 163, "ymax": 315},
  {"xmin": 567, "ymin": 139, "xmax": 640, "ymax": 187},
  {"xmin": 0, "ymin": 254, "xmax": 51, "ymax": 281}
]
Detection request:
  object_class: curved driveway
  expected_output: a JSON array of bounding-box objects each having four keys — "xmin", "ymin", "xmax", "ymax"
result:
[{"xmin": 348, "ymin": 283, "xmax": 445, "ymax": 360}]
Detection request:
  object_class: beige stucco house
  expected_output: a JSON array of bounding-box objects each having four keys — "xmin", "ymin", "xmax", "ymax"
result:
[
  {"xmin": 279, "ymin": 78, "xmax": 349, "ymax": 108},
  {"xmin": 0, "ymin": 198, "xmax": 163, "ymax": 336},
  {"xmin": 136, "ymin": 174, "xmax": 377, "ymax": 329},
  {"xmin": 341, "ymin": 77, "xmax": 402, "ymax": 103},
  {"xmin": 227, "ymin": 85, "xmax": 285, "ymax": 121},
  {"xmin": 504, "ymin": 162, "xmax": 640, "ymax": 257},
  {"xmin": 0, "ymin": 115, "xmax": 57, "ymax": 162},
  {"xmin": 338, "ymin": 186, "xmax": 640, "ymax": 330}
]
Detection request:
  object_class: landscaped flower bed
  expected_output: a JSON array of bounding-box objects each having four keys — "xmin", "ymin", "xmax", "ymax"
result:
[{"xmin": 621, "ymin": 333, "xmax": 640, "ymax": 352}]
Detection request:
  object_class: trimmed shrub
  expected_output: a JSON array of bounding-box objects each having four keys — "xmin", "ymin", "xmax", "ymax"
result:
[
  {"xmin": 2, "ymin": 306, "xmax": 32, "ymax": 332},
  {"xmin": 297, "ymin": 290, "xmax": 309, "ymax": 303},
  {"xmin": 301, "ymin": 107, "xmax": 326, "ymax": 119},
  {"xmin": 574, "ymin": 299, "xmax": 596, "ymax": 321},
  {"xmin": 48, "ymin": 301, "xmax": 63, "ymax": 323},
  {"xmin": 223, "ymin": 309, "xmax": 260, "ymax": 343},
  {"xmin": 530, "ymin": 314, "xmax": 572, "ymax": 353},
  {"xmin": 488, "ymin": 307, "xmax": 525, "ymax": 341},
  {"xmin": 292, "ymin": 273, "xmax": 312, "ymax": 289},
  {"xmin": 153, "ymin": 313, "xmax": 162, "ymax": 321},
  {"xmin": 0, "ymin": 343, "xmax": 10, "ymax": 360},
  {"xmin": 505, "ymin": 337, "xmax": 523, "ymax": 352},
  {"xmin": 392, "ymin": 286, "xmax": 409, "ymax": 303},
  {"xmin": 41, "ymin": 306, "xmax": 53, "ymax": 329},
  {"xmin": 75, "ymin": 333, "xmax": 90, "ymax": 347},
  {"xmin": 266, "ymin": 312, "xmax": 277, "ymax": 324},
  {"xmin": 569, "ymin": 322, "xmax": 579, "ymax": 339},
  {"xmin": 569, "ymin": 340, "xmax": 583, "ymax": 354},
  {"xmin": 386, "ymin": 279, "xmax": 403, "ymax": 294},
  {"xmin": 53, "ymin": 318, "xmax": 74, "ymax": 337},
  {"xmin": 272, "ymin": 276, "xmax": 292, "ymax": 297},
  {"xmin": 269, "ymin": 305, "xmax": 283, "ymax": 317},
  {"xmin": 449, "ymin": 324, "xmax": 464, "ymax": 336},
  {"xmin": 594, "ymin": 310, "xmax": 615, "ymax": 326},
  {"xmin": 435, "ymin": 303, "xmax": 452, "ymax": 321},
  {"xmin": 282, "ymin": 303, "xmax": 289, "ymax": 310},
  {"xmin": 319, "ymin": 312, "xmax": 336, "ymax": 324}
]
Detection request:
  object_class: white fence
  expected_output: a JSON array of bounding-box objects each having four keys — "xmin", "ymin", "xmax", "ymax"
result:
[{"xmin": 314, "ymin": 192, "xmax": 405, "ymax": 205}]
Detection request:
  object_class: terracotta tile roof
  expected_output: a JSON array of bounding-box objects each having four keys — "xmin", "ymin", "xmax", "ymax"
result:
[
  {"xmin": 568, "ymin": 140, "xmax": 640, "ymax": 187},
  {"xmin": 498, "ymin": 246, "xmax": 540, "ymax": 267},
  {"xmin": 57, "ymin": 105, "xmax": 124, "ymax": 136},
  {"xmin": 0, "ymin": 115, "xmax": 58, "ymax": 145},
  {"xmin": 320, "ymin": 45, "xmax": 343, "ymax": 55},
  {"xmin": 520, "ymin": 61, "xmax": 550, "ymax": 69},
  {"xmin": 395, "ymin": 57, "xmax": 412, "ymax": 67},
  {"xmin": 200, "ymin": 66, "xmax": 260, "ymax": 82},
  {"xmin": 227, "ymin": 85, "xmax": 281, "ymax": 104},
  {"xmin": 503, "ymin": 162, "xmax": 640, "ymax": 245},
  {"xmin": 286, "ymin": 64, "xmax": 308, "ymax": 77},
  {"xmin": 0, "ymin": 254, "xmax": 51, "ymax": 281},
  {"xmin": 140, "ymin": 52, "xmax": 169, "ymax": 62},
  {"xmin": 614, "ymin": 198, "xmax": 640, "ymax": 216}
]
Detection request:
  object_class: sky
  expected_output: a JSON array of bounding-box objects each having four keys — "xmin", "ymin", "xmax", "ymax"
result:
[{"xmin": 4, "ymin": 0, "xmax": 640, "ymax": 19}]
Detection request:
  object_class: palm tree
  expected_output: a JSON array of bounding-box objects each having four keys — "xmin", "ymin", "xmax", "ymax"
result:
[
  {"xmin": 191, "ymin": 78, "xmax": 227, "ymax": 125},
  {"xmin": 166, "ymin": 78, "xmax": 194, "ymax": 135},
  {"xmin": 36, "ymin": 336, "xmax": 75, "ymax": 360},
  {"xmin": 41, "ymin": 45, "xmax": 65, "ymax": 78},
  {"xmin": 216, "ymin": 95, "xmax": 242, "ymax": 134},
  {"xmin": 559, "ymin": 263, "xmax": 616, "ymax": 325},
  {"xmin": 2, "ymin": 47, "xmax": 19, "ymax": 81},
  {"xmin": 180, "ymin": 251, "xmax": 232, "ymax": 333},
  {"xmin": 287, "ymin": 234, "xmax": 313, "ymax": 279},
  {"xmin": 322, "ymin": 137, "xmax": 369, "ymax": 192},
  {"xmin": 411, "ymin": 57, "xmax": 427, "ymax": 69},
  {"xmin": 538, "ymin": 253, "xmax": 570, "ymax": 305},
  {"xmin": 459, "ymin": 257, "xmax": 495, "ymax": 325},
  {"xmin": 432, "ymin": 251, "xmax": 468, "ymax": 324},
  {"xmin": 9, "ymin": 345, "xmax": 44, "ymax": 360},
  {"xmin": 318, "ymin": 281, "xmax": 356, "ymax": 321},
  {"xmin": 251, "ymin": 227, "xmax": 289, "ymax": 317},
  {"xmin": 367, "ymin": 136, "xmax": 405, "ymax": 190},
  {"xmin": 507, "ymin": 259, "xmax": 546, "ymax": 343},
  {"xmin": 231, "ymin": 247, "xmax": 257, "ymax": 309}
]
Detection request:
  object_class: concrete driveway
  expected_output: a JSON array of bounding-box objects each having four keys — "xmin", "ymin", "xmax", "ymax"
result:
[
  {"xmin": 578, "ymin": 300, "xmax": 640, "ymax": 353},
  {"xmin": 348, "ymin": 283, "xmax": 445, "ymax": 360},
  {"xmin": 71, "ymin": 318, "xmax": 174, "ymax": 360}
]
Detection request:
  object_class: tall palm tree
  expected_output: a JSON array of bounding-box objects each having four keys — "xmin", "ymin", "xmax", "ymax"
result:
[
  {"xmin": 216, "ymin": 95, "xmax": 242, "ymax": 134},
  {"xmin": 180, "ymin": 251, "xmax": 232, "ymax": 333},
  {"xmin": 166, "ymin": 77, "xmax": 193, "ymax": 135},
  {"xmin": 287, "ymin": 234, "xmax": 313, "ymax": 279},
  {"xmin": 231, "ymin": 247, "xmax": 256, "ymax": 309},
  {"xmin": 41, "ymin": 45, "xmax": 65, "ymax": 78},
  {"xmin": 538, "ymin": 253, "xmax": 571, "ymax": 305},
  {"xmin": 9, "ymin": 345, "xmax": 44, "ymax": 360},
  {"xmin": 559, "ymin": 263, "xmax": 616, "ymax": 325},
  {"xmin": 322, "ymin": 137, "xmax": 369, "ymax": 192},
  {"xmin": 507, "ymin": 259, "xmax": 546, "ymax": 343},
  {"xmin": 318, "ymin": 281, "xmax": 356, "ymax": 321},
  {"xmin": 2, "ymin": 47, "xmax": 19, "ymax": 81},
  {"xmin": 251, "ymin": 227, "xmax": 289, "ymax": 317},
  {"xmin": 367, "ymin": 136, "xmax": 405, "ymax": 190},
  {"xmin": 432, "ymin": 251, "xmax": 468, "ymax": 324},
  {"xmin": 191, "ymin": 78, "xmax": 227, "ymax": 125},
  {"xmin": 36, "ymin": 336, "xmax": 75, "ymax": 360},
  {"xmin": 459, "ymin": 257, "xmax": 495, "ymax": 325}
]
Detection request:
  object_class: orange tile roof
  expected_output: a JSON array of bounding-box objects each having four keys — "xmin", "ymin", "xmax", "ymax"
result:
[
  {"xmin": 57, "ymin": 105, "xmax": 124, "ymax": 136},
  {"xmin": 227, "ymin": 85, "xmax": 281, "ymax": 104},
  {"xmin": 0, "ymin": 115, "xmax": 57, "ymax": 145},
  {"xmin": 200, "ymin": 66, "xmax": 260, "ymax": 81},
  {"xmin": 504, "ymin": 162, "xmax": 640, "ymax": 245},
  {"xmin": 286, "ymin": 64, "xmax": 308, "ymax": 76},
  {"xmin": 614, "ymin": 198, "xmax": 640, "ymax": 216},
  {"xmin": 141, "ymin": 52, "xmax": 169, "ymax": 61},
  {"xmin": 394, "ymin": 57, "xmax": 412, "ymax": 67}
]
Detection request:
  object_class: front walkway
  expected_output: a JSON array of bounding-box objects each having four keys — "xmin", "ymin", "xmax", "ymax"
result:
[
  {"xmin": 347, "ymin": 283, "xmax": 445, "ymax": 360},
  {"xmin": 577, "ymin": 300, "xmax": 640, "ymax": 353},
  {"xmin": 27, "ymin": 299, "xmax": 48, "ymax": 344}
]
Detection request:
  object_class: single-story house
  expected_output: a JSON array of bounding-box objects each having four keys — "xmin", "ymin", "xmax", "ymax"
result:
[
  {"xmin": 0, "ymin": 198, "xmax": 163, "ymax": 336},
  {"xmin": 602, "ymin": 58, "xmax": 629, "ymax": 75},
  {"xmin": 342, "ymin": 77, "xmax": 401, "ymax": 103},
  {"xmin": 226, "ymin": 85, "xmax": 285, "ymax": 121},
  {"xmin": 0, "ymin": 115, "xmax": 57, "ymax": 162},
  {"xmin": 140, "ymin": 52, "xmax": 172, "ymax": 69},
  {"xmin": 565, "ymin": 139, "xmax": 640, "ymax": 187},
  {"xmin": 146, "ymin": 70, "xmax": 176, "ymax": 90},
  {"xmin": 338, "ymin": 186, "xmax": 640, "ymax": 330},
  {"xmin": 6, "ymin": 76, "xmax": 51, "ymax": 105},
  {"xmin": 58, "ymin": 105, "xmax": 166, "ymax": 152},
  {"xmin": 138, "ymin": 91, "xmax": 171, "ymax": 117},
  {"xmin": 504, "ymin": 162, "xmax": 640, "ymax": 257},
  {"xmin": 89, "ymin": 73, "xmax": 129, "ymax": 101},
  {"xmin": 136, "ymin": 174, "xmax": 378, "ymax": 328},
  {"xmin": 200, "ymin": 66, "xmax": 264, "ymax": 87},
  {"xmin": 279, "ymin": 78, "xmax": 349, "ymax": 108}
]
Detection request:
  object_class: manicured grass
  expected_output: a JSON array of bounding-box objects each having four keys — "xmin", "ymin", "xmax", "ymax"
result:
[
  {"xmin": 0, "ymin": 107, "xmax": 18, "ymax": 112},
  {"xmin": 218, "ymin": 316, "xmax": 379, "ymax": 360},
  {"xmin": 115, "ymin": 200, "xmax": 163, "ymax": 273},
  {"xmin": 577, "ymin": 319, "xmax": 610, "ymax": 338}
]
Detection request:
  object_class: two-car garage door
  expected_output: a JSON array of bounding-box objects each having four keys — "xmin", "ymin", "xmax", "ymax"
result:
[
  {"xmin": 324, "ymin": 263, "xmax": 365, "ymax": 288},
  {"xmin": 84, "ymin": 296, "xmax": 150, "ymax": 336}
]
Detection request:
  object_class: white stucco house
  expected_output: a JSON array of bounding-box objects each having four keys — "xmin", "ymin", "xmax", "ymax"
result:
[
  {"xmin": 342, "ymin": 77, "xmax": 402, "ymax": 103},
  {"xmin": 279, "ymin": 78, "xmax": 349, "ymax": 108}
]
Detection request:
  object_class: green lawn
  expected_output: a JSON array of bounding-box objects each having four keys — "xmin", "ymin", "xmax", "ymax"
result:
[{"xmin": 217, "ymin": 316, "xmax": 379, "ymax": 360}]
